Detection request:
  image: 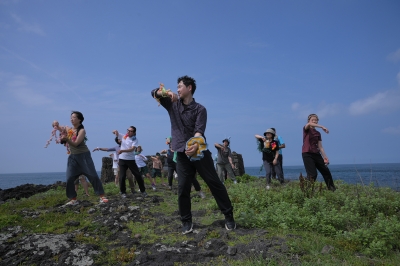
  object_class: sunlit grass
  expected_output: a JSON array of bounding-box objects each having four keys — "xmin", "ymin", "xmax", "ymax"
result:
[{"xmin": 1, "ymin": 173, "xmax": 399, "ymax": 265}]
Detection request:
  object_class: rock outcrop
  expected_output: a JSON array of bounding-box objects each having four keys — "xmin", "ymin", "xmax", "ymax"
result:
[{"xmin": 0, "ymin": 185, "xmax": 298, "ymax": 265}]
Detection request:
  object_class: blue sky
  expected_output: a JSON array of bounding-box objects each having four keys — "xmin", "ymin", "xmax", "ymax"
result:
[{"xmin": 0, "ymin": 0, "xmax": 399, "ymax": 174}]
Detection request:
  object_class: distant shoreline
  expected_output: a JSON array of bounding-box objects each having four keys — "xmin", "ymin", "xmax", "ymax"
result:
[{"xmin": 1, "ymin": 162, "xmax": 399, "ymax": 175}]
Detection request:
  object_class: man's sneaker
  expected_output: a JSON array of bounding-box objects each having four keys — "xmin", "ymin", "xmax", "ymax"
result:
[
  {"xmin": 65, "ymin": 199, "xmax": 79, "ymax": 206},
  {"xmin": 141, "ymin": 192, "xmax": 148, "ymax": 198},
  {"xmin": 266, "ymin": 185, "xmax": 270, "ymax": 190},
  {"xmin": 121, "ymin": 193, "xmax": 127, "ymax": 198},
  {"xmin": 182, "ymin": 221, "xmax": 193, "ymax": 234},
  {"xmin": 199, "ymin": 191, "xmax": 206, "ymax": 199},
  {"xmin": 152, "ymin": 184, "xmax": 156, "ymax": 190},
  {"xmin": 100, "ymin": 196, "xmax": 109, "ymax": 203},
  {"xmin": 225, "ymin": 213, "xmax": 236, "ymax": 230}
]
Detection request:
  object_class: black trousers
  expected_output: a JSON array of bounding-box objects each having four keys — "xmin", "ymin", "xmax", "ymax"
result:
[
  {"xmin": 168, "ymin": 161, "xmax": 201, "ymax": 191},
  {"xmin": 302, "ymin": 152, "xmax": 336, "ymax": 190},
  {"xmin": 119, "ymin": 159, "xmax": 146, "ymax": 194},
  {"xmin": 167, "ymin": 162, "xmax": 177, "ymax": 186},
  {"xmin": 176, "ymin": 150, "xmax": 233, "ymax": 222}
]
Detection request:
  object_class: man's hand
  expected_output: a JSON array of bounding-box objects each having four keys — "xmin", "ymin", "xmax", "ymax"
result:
[
  {"xmin": 168, "ymin": 91, "xmax": 179, "ymax": 102},
  {"xmin": 185, "ymin": 143, "xmax": 198, "ymax": 157}
]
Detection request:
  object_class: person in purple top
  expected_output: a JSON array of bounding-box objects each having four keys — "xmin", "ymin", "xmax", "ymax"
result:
[
  {"xmin": 302, "ymin": 114, "xmax": 336, "ymax": 191},
  {"xmin": 151, "ymin": 75, "xmax": 235, "ymax": 234}
]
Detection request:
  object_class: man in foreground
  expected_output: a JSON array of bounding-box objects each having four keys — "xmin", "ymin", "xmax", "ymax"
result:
[{"xmin": 151, "ymin": 76, "xmax": 236, "ymax": 234}]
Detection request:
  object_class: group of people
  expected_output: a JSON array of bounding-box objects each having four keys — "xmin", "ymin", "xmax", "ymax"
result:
[
  {"xmin": 254, "ymin": 118, "xmax": 335, "ymax": 191},
  {"xmin": 52, "ymin": 75, "xmax": 336, "ymax": 234}
]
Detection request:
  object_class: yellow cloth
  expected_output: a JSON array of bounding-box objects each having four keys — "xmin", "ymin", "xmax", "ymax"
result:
[{"xmin": 185, "ymin": 136, "xmax": 208, "ymax": 161}]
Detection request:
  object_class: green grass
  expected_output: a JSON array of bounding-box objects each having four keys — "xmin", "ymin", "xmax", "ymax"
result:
[{"xmin": 1, "ymin": 175, "xmax": 399, "ymax": 265}]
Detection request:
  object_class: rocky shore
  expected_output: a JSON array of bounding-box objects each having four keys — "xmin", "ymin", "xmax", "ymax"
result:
[{"xmin": 0, "ymin": 183, "xmax": 301, "ymax": 265}]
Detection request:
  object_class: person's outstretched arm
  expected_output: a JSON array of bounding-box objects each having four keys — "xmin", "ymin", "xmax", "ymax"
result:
[
  {"xmin": 305, "ymin": 122, "xmax": 329, "ymax": 133},
  {"xmin": 92, "ymin": 147, "xmax": 116, "ymax": 152},
  {"xmin": 214, "ymin": 143, "xmax": 223, "ymax": 149},
  {"xmin": 255, "ymin": 134, "xmax": 265, "ymax": 140}
]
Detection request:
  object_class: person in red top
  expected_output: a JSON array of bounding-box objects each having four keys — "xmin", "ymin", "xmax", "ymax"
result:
[{"xmin": 302, "ymin": 114, "xmax": 336, "ymax": 191}]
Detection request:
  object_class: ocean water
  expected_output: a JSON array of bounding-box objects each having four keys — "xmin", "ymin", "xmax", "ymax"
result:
[
  {"xmin": 0, "ymin": 163, "xmax": 399, "ymax": 191},
  {"xmin": 246, "ymin": 163, "xmax": 400, "ymax": 191}
]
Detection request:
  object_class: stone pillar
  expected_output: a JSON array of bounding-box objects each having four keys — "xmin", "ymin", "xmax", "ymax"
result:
[
  {"xmin": 100, "ymin": 157, "xmax": 114, "ymax": 183},
  {"xmin": 231, "ymin": 152, "xmax": 245, "ymax": 176},
  {"xmin": 100, "ymin": 157, "xmax": 137, "ymax": 184}
]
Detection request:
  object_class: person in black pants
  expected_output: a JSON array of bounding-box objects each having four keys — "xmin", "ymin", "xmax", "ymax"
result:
[
  {"xmin": 302, "ymin": 114, "xmax": 336, "ymax": 191},
  {"xmin": 151, "ymin": 76, "xmax": 235, "ymax": 234},
  {"xmin": 113, "ymin": 126, "xmax": 147, "ymax": 198},
  {"xmin": 161, "ymin": 137, "xmax": 205, "ymax": 198}
]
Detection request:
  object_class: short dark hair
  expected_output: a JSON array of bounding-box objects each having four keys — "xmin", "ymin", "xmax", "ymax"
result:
[
  {"xmin": 129, "ymin": 126, "xmax": 136, "ymax": 133},
  {"xmin": 222, "ymin": 139, "xmax": 230, "ymax": 145},
  {"xmin": 177, "ymin": 75, "xmax": 196, "ymax": 95}
]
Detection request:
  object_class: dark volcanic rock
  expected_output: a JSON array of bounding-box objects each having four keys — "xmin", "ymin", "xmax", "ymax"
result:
[
  {"xmin": 0, "ymin": 182, "xmax": 65, "ymax": 202},
  {"xmin": 0, "ymin": 185, "xmax": 300, "ymax": 265}
]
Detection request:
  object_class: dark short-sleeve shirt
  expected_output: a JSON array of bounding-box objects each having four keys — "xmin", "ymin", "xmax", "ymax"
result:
[
  {"xmin": 258, "ymin": 139, "xmax": 280, "ymax": 163},
  {"xmin": 151, "ymin": 89, "xmax": 207, "ymax": 152},
  {"xmin": 302, "ymin": 126, "xmax": 321, "ymax": 154},
  {"xmin": 216, "ymin": 146, "xmax": 232, "ymax": 164}
]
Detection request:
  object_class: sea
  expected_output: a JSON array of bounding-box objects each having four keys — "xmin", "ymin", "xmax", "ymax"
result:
[{"xmin": 0, "ymin": 163, "xmax": 399, "ymax": 191}]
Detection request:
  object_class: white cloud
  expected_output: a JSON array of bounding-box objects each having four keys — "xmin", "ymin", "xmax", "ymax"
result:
[
  {"xmin": 13, "ymin": 87, "xmax": 53, "ymax": 106},
  {"xmin": 348, "ymin": 89, "xmax": 400, "ymax": 115},
  {"xmin": 292, "ymin": 101, "xmax": 341, "ymax": 120},
  {"xmin": 382, "ymin": 125, "xmax": 400, "ymax": 135},
  {"xmin": 10, "ymin": 13, "xmax": 45, "ymax": 36},
  {"xmin": 3, "ymin": 74, "xmax": 53, "ymax": 106},
  {"xmin": 387, "ymin": 48, "xmax": 400, "ymax": 62}
]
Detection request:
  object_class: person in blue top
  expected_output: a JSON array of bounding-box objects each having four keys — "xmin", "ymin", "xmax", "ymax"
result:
[{"xmin": 270, "ymin": 128, "xmax": 285, "ymax": 180}]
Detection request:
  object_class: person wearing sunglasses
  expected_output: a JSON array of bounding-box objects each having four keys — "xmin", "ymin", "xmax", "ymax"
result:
[{"xmin": 112, "ymin": 126, "xmax": 147, "ymax": 198}]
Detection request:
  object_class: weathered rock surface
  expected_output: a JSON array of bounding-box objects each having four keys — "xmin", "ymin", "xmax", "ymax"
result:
[
  {"xmin": 0, "ymin": 183, "xmax": 299, "ymax": 265},
  {"xmin": 0, "ymin": 182, "xmax": 65, "ymax": 202}
]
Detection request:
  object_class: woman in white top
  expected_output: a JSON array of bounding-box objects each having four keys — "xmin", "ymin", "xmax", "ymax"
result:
[{"xmin": 113, "ymin": 126, "xmax": 147, "ymax": 197}]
